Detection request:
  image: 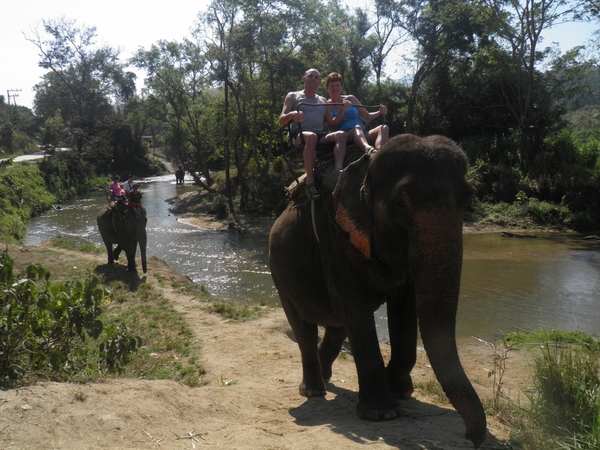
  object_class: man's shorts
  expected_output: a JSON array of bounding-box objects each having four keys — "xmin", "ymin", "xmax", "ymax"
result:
[{"xmin": 290, "ymin": 131, "xmax": 327, "ymax": 145}]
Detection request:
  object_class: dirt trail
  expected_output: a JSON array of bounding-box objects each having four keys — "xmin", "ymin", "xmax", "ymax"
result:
[{"xmin": 1, "ymin": 237, "xmax": 533, "ymax": 450}]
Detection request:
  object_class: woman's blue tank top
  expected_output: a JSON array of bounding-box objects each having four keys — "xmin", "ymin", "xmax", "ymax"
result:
[{"xmin": 331, "ymin": 105, "xmax": 364, "ymax": 132}]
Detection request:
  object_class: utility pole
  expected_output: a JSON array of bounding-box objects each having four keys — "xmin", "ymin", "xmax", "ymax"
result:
[{"xmin": 6, "ymin": 89, "xmax": 22, "ymax": 123}]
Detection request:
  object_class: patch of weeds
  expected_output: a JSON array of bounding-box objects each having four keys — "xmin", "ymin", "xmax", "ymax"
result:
[
  {"xmin": 473, "ymin": 336, "xmax": 516, "ymax": 415},
  {"xmin": 171, "ymin": 278, "xmax": 213, "ymax": 301},
  {"xmin": 137, "ymin": 283, "xmax": 161, "ymax": 302},
  {"xmin": 507, "ymin": 333, "xmax": 600, "ymax": 449},
  {"xmin": 51, "ymin": 235, "xmax": 103, "ymax": 254},
  {"xmin": 153, "ymin": 273, "xmax": 166, "ymax": 287},
  {"xmin": 504, "ymin": 329, "xmax": 600, "ymax": 352},
  {"xmin": 416, "ymin": 379, "xmax": 448, "ymax": 404},
  {"xmin": 206, "ymin": 300, "xmax": 265, "ymax": 322},
  {"xmin": 73, "ymin": 391, "xmax": 87, "ymax": 402},
  {"xmin": 104, "ymin": 281, "xmax": 128, "ymax": 303},
  {"xmin": 99, "ymin": 282, "xmax": 205, "ymax": 387}
]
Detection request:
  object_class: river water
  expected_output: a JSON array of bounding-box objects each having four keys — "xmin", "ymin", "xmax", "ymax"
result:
[{"xmin": 24, "ymin": 174, "xmax": 600, "ymax": 342}]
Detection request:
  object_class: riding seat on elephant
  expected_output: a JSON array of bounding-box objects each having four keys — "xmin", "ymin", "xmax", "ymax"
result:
[{"xmin": 269, "ymin": 134, "xmax": 486, "ymax": 448}]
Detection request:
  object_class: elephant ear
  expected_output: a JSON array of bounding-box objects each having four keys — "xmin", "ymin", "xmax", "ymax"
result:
[{"xmin": 332, "ymin": 154, "xmax": 374, "ymax": 259}]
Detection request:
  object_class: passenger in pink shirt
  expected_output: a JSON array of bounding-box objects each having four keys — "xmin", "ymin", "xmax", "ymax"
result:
[{"xmin": 109, "ymin": 176, "xmax": 124, "ymax": 200}]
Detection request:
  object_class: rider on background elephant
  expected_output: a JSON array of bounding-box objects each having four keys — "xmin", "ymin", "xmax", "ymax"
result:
[
  {"xmin": 269, "ymin": 134, "xmax": 486, "ymax": 448},
  {"xmin": 97, "ymin": 201, "xmax": 148, "ymax": 273}
]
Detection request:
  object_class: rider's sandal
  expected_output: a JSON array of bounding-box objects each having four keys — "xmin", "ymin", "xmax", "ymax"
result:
[
  {"xmin": 365, "ymin": 145, "xmax": 377, "ymax": 155},
  {"xmin": 306, "ymin": 183, "xmax": 321, "ymax": 200}
]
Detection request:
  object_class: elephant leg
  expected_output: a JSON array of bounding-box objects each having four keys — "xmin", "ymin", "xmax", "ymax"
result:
[
  {"xmin": 318, "ymin": 326, "xmax": 347, "ymax": 384},
  {"xmin": 280, "ymin": 297, "xmax": 326, "ymax": 397},
  {"xmin": 125, "ymin": 242, "xmax": 138, "ymax": 272},
  {"xmin": 386, "ymin": 284, "xmax": 417, "ymax": 400},
  {"xmin": 113, "ymin": 244, "xmax": 122, "ymax": 261},
  {"xmin": 344, "ymin": 309, "xmax": 400, "ymax": 421},
  {"xmin": 103, "ymin": 242, "xmax": 115, "ymax": 264}
]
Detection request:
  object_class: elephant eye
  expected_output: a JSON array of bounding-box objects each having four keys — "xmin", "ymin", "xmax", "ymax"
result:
[{"xmin": 396, "ymin": 191, "xmax": 409, "ymax": 209}]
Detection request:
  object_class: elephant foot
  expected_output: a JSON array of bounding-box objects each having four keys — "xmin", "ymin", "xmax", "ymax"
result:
[
  {"xmin": 389, "ymin": 373, "xmax": 414, "ymax": 400},
  {"xmin": 321, "ymin": 366, "xmax": 332, "ymax": 384},
  {"xmin": 356, "ymin": 396, "xmax": 401, "ymax": 421},
  {"xmin": 299, "ymin": 380, "xmax": 326, "ymax": 397}
]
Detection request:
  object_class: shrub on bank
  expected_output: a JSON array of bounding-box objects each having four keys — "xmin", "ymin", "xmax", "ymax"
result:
[
  {"xmin": 0, "ymin": 164, "xmax": 56, "ymax": 243},
  {"xmin": 0, "ymin": 251, "xmax": 141, "ymax": 386},
  {"xmin": 502, "ymin": 331, "xmax": 600, "ymax": 449}
]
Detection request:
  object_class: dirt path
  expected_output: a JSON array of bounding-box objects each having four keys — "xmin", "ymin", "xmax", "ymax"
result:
[{"xmin": 0, "ymin": 240, "xmax": 535, "ymax": 450}]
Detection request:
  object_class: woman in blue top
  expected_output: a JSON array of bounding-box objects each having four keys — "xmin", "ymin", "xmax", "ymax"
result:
[{"xmin": 325, "ymin": 72, "xmax": 389, "ymax": 153}]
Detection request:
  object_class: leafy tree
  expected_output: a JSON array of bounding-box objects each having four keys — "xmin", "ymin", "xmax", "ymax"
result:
[
  {"xmin": 132, "ymin": 39, "xmax": 215, "ymax": 189},
  {"xmin": 370, "ymin": 0, "xmax": 412, "ymax": 93},
  {"xmin": 26, "ymin": 18, "xmax": 125, "ymax": 153},
  {"xmin": 39, "ymin": 109, "xmax": 67, "ymax": 147},
  {"xmin": 397, "ymin": 0, "xmax": 485, "ymax": 133},
  {"xmin": 478, "ymin": 0, "xmax": 591, "ymax": 170}
]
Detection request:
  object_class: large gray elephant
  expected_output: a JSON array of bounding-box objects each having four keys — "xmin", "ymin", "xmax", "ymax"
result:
[
  {"xmin": 269, "ymin": 134, "xmax": 486, "ymax": 448},
  {"xmin": 97, "ymin": 201, "xmax": 148, "ymax": 273}
]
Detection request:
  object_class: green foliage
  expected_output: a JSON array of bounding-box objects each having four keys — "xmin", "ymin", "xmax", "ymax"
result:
[
  {"xmin": 467, "ymin": 195, "xmax": 569, "ymax": 229},
  {"xmin": 0, "ymin": 251, "xmax": 140, "ymax": 386},
  {"xmin": 101, "ymin": 280, "xmax": 205, "ymax": 386},
  {"xmin": 50, "ymin": 235, "xmax": 104, "ymax": 254},
  {"xmin": 468, "ymin": 158, "xmax": 525, "ymax": 203},
  {"xmin": 578, "ymin": 139, "xmax": 600, "ymax": 177},
  {"xmin": 526, "ymin": 344, "xmax": 600, "ymax": 449},
  {"xmin": 99, "ymin": 323, "xmax": 142, "ymax": 373},
  {"xmin": 206, "ymin": 300, "xmax": 264, "ymax": 322},
  {"xmin": 500, "ymin": 331, "xmax": 600, "ymax": 449},
  {"xmin": 37, "ymin": 151, "xmax": 98, "ymax": 201},
  {"xmin": 503, "ymin": 330, "xmax": 600, "ymax": 353},
  {"xmin": 0, "ymin": 164, "xmax": 56, "ymax": 242}
]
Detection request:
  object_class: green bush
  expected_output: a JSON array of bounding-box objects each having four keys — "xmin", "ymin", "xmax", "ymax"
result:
[
  {"xmin": 527, "ymin": 344, "xmax": 600, "ymax": 449},
  {"xmin": 0, "ymin": 251, "xmax": 141, "ymax": 386},
  {"xmin": 578, "ymin": 138, "xmax": 600, "ymax": 177},
  {"xmin": 0, "ymin": 164, "xmax": 56, "ymax": 242}
]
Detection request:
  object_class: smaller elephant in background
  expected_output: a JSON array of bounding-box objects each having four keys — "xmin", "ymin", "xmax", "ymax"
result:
[
  {"xmin": 97, "ymin": 201, "xmax": 148, "ymax": 273},
  {"xmin": 175, "ymin": 165, "xmax": 185, "ymax": 185}
]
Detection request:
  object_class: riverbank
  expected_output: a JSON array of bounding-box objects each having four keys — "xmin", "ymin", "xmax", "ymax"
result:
[
  {"xmin": 167, "ymin": 188, "xmax": 574, "ymax": 236},
  {"xmin": 166, "ymin": 189, "xmax": 277, "ymax": 233},
  {"xmin": 1, "ymin": 240, "xmax": 535, "ymax": 449}
]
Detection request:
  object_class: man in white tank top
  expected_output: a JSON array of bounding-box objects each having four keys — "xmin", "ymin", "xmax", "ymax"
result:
[{"xmin": 279, "ymin": 68, "xmax": 350, "ymax": 199}]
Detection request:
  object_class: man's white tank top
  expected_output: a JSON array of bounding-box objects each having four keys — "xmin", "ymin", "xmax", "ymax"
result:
[{"xmin": 290, "ymin": 91, "xmax": 327, "ymax": 135}]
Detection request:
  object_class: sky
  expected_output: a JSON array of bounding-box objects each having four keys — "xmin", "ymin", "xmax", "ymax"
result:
[{"xmin": 1, "ymin": 0, "xmax": 597, "ymax": 111}]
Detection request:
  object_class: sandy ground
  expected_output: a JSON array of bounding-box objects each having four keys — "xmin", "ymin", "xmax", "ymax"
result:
[{"xmin": 0, "ymin": 190, "xmax": 538, "ymax": 450}]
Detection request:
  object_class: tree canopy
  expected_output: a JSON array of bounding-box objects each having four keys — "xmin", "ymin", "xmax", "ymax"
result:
[{"xmin": 1, "ymin": 0, "xmax": 598, "ymax": 229}]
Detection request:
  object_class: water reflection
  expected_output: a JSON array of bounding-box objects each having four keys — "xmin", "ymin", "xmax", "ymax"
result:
[
  {"xmin": 458, "ymin": 234, "xmax": 600, "ymax": 341},
  {"xmin": 23, "ymin": 175, "xmax": 600, "ymax": 341}
]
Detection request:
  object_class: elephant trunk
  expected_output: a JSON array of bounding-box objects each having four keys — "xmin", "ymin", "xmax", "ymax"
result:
[
  {"xmin": 138, "ymin": 228, "xmax": 147, "ymax": 273},
  {"xmin": 410, "ymin": 207, "xmax": 486, "ymax": 448}
]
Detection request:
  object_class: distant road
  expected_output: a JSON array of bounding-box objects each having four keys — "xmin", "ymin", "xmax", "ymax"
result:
[{"xmin": 13, "ymin": 148, "xmax": 70, "ymax": 162}]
